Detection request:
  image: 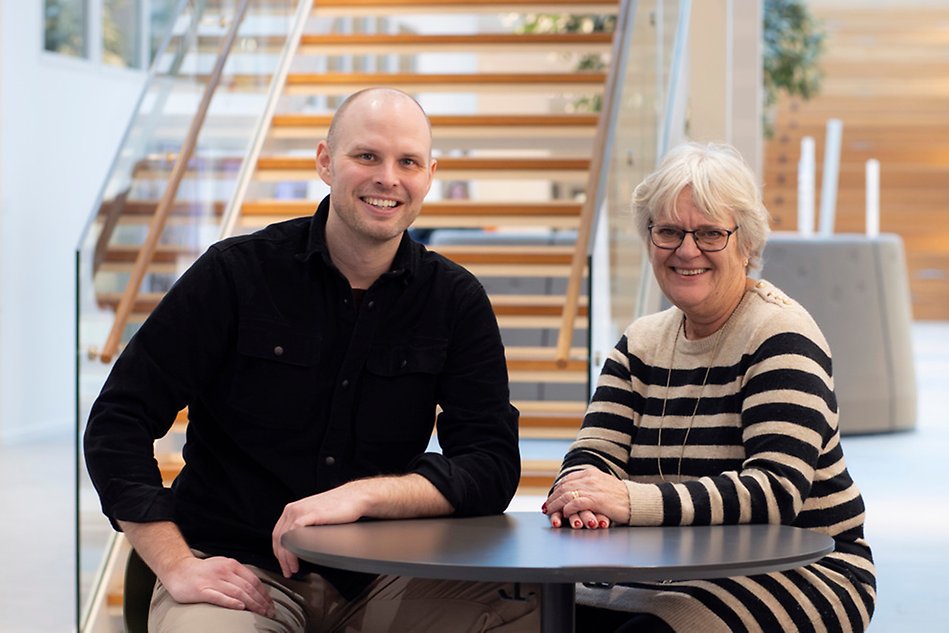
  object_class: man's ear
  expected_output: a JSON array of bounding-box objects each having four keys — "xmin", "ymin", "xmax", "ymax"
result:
[
  {"xmin": 315, "ymin": 140, "xmax": 332, "ymax": 186},
  {"xmin": 422, "ymin": 158, "xmax": 437, "ymax": 195}
]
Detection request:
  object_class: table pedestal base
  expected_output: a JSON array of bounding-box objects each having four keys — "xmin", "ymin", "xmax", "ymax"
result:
[{"xmin": 541, "ymin": 582, "xmax": 575, "ymax": 633}]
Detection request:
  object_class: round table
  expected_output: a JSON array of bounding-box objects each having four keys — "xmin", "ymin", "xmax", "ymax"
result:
[{"xmin": 282, "ymin": 512, "xmax": 834, "ymax": 633}]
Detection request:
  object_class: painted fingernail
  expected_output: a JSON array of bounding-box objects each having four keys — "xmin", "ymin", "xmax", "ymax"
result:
[
  {"xmin": 541, "ymin": 504, "xmax": 547, "ymax": 513},
  {"xmin": 573, "ymin": 520, "xmax": 582, "ymax": 528},
  {"xmin": 552, "ymin": 519, "xmax": 561, "ymax": 528},
  {"xmin": 600, "ymin": 520, "xmax": 609, "ymax": 528},
  {"xmin": 587, "ymin": 520, "xmax": 597, "ymax": 528}
]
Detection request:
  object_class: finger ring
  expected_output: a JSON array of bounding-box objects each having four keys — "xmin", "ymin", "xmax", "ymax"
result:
[{"xmin": 570, "ymin": 490, "xmax": 581, "ymax": 500}]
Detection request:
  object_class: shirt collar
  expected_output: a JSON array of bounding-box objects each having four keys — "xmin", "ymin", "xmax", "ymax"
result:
[{"xmin": 296, "ymin": 195, "xmax": 420, "ymax": 280}]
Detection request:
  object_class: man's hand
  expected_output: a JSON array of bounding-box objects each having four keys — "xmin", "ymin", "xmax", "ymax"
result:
[
  {"xmin": 160, "ymin": 555, "xmax": 275, "ymax": 617},
  {"xmin": 118, "ymin": 520, "xmax": 274, "ymax": 617},
  {"xmin": 272, "ymin": 474, "xmax": 453, "ymax": 577},
  {"xmin": 271, "ymin": 485, "xmax": 368, "ymax": 577}
]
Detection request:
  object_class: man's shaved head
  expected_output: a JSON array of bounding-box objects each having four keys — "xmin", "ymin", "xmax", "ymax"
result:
[{"xmin": 326, "ymin": 88, "xmax": 432, "ymax": 153}]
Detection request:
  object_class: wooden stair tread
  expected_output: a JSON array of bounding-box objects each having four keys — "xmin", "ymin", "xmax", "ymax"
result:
[
  {"xmin": 506, "ymin": 346, "xmax": 587, "ymax": 361},
  {"xmin": 272, "ymin": 113, "xmax": 600, "ymax": 129},
  {"xmin": 159, "ymin": 452, "xmax": 565, "ymax": 486},
  {"xmin": 300, "ymin": 32, "xmax": 612, "ymax": 51},
  {"xmin": 241, "ymin": 199, "xmax": 582, "ymax": 217},
  {"xmin": 497, "ymin": 311, "xmax": 587, "ymax": 326},
  {"xmin": 256, "ymin": 155, "xmax": 591, "ymax": 171},
  {"xmin": 286, "ymin": 72, "xmax": 606, "ymax": 84},
  {"xmin": 490, "ymin": 295, "xmax": 588, "ymax": 317},
  {"xmin": 102, "ymin": 244, "xmax": 199, "ymax": 264},
  {"xmin": 102, "ymin": 291, "xmax": 590, "ymax": 318},
  {"xmin": 283, "ymin": 72, "xmax": 607, "ymax": 93},
  {"xmin": 98, "ymin": 199, "xmax": 225, "ymax": 217},
  {"xmin": 443, "ymin": 247, "xmax": 573, "ymax": 265},
  {"xmin": 311, "ymin": 0, "xmax": 618, "ymax": 11}
]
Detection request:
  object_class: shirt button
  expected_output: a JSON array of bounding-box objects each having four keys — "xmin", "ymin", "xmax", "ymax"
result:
[
  {"xmin": 273, "ymin": 346, "xmax": 284, "ymax": 356},
  {"xmin": 341, "ymin": 379, "xmax": 349, "ymax": 389},
  {"xmin": 324, "ymin": 456, "xmax": 335, "ymax": 466},
  {"xmin": 400, "ymin": 359, "xmax": 408, "ymax": 369},
  {"xmin": 367, "ymin": 300, "xmax": 375, "ymax": 310}
]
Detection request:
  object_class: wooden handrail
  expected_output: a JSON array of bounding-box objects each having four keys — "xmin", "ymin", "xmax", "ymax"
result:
[
  {"xmin": 99, "ymin": 0, "xmax": 251, "ymax": 363},
  {"xmin": 554, "ymin": 0, "xmax": 633, "ymax": 365}
]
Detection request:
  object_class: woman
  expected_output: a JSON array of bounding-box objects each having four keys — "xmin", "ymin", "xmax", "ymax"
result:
[{"xmin": 543, "ymin": 142, "xmax": 876, "ymax": 632}]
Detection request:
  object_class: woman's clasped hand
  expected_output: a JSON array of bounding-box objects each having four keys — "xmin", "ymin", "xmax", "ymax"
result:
[{"xmin": 542, "ymin": 467, "xmax": 630, "ymax": 529}]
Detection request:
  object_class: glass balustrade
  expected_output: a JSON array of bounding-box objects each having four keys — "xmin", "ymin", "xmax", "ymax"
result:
[
  {"xmin": 587, "ymin": 0, "xmax": 688, "ymax": 375},
  {"xmin": 74, "ymin": 0, "xmax": 303, "ymax": 626}
]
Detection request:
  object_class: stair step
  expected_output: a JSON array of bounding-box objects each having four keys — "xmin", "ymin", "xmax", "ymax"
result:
[
  {"xmin": 124, "ymin": 308, "xmax": 589, "ymax": 329},
  {"xmin": 98, "ymin": 199, "xmax": 225, "ymax": 217},
  {"xmin": 299, "ymin": 32, "xmax": 612, "ymax": 53},
  {"xmin": 160, "ymin": 451, "xmax": 561, "ymax": 493},
  {"xmin": 497, "ymin": 314, "xmax": 587, "ymax": 329},
  {"xmin": 99, "ymin": 291, "xmax": 588, "ymax": 319},
  {"xmin": 255, "ymin": 155, "xmax": 591, "ymax": 181},
  {"xmin": 97, "ymin": 292, "xmax": 166, "ymax": 315},
  {"xmin": 506, "ymin": 347, "xmax": 586, "ymax": 362},
  {"xmin": 101, "ymin": 244, "xmax": 199, "ymax": 264},
  {"xmin": 310, "ymin": 0, "xmax": 618, "ymax": 15},
  {"xmin": 176, "ymin": 31, "xmax": 611, "ymax": 55},
  {"xmin": 123, "ymin": 154, "xmax": 592, "ymax": 182},
  {"xmin": 239, "ymin": 200, "xmax": 583, "ymax": 229},
  {"xmin": 518, "ymin": 459, "xmax": 562, "ymax": 493},
  {"xmin": 507, "ymin": 355, "xmax": 586, "ymax": 373},
  {"xmin": 509, "ymin": 370, "xmax": 585, "ymax": 385},
  {"xmin": 270, "ymin": 113, "xmax": 599, "ymax": 141},
  {"xmin": 516, "ymin": 400, "xmax": 585, "ymax": 438},
  {"xmin": 283, "ymin": 72, "xmax": 607, "ymax": 94},
  {"xmin": 436, "ymin": 244, "xmax": 573, "ymax": 265},
  {"xmin": 489, "ymin": 294, "xmax": 587, "ymax": 317},
  {"xmin": 101, "ymin": 244, "xmax": 580, "ymax": 269}
]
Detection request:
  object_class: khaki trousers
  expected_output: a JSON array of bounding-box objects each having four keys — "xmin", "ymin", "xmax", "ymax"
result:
[{"xmin": 148, "ymin": 564, "xmax": 540, "ymax": 633}]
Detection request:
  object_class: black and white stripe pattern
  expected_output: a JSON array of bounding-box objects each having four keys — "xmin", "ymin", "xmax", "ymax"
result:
[{"xmin": 559, "ymin": 280, "xmax": 876, "ymax": 632}]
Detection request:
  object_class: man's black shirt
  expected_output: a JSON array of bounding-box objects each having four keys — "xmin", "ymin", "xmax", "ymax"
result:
[{"xmin": 84, "ymin": 196, "xmax": 520, "ymax": 594}]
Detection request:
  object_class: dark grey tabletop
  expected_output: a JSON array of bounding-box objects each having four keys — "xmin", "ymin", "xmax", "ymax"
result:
[{"xmin": 282, "ymin": 511, "xmax": 834, "ymax": 584}]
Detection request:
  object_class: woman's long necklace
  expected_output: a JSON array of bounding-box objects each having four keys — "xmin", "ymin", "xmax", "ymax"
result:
[{"xmin": 655, "ymin": 289, "xmax": 747, "ymax": 483}]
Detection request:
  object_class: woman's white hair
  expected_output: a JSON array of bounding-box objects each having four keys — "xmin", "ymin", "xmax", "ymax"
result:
[{"xmin": 632, "ymin": 142, "xmax": 771, "ymax": 269}]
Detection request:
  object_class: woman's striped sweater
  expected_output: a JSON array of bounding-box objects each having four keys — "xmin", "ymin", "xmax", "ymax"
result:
[{"xmin": 558, "ymin": 279, "xmax": 876, "ymax": 632}]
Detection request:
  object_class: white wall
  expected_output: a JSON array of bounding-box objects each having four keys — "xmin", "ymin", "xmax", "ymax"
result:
[
  {"xmin": 687, "ymin": 0, "xmax": 763, "ymax": 177},
  {"xmin": 0, "ymin": 0, "xmax": 144, "ymax": 442}
]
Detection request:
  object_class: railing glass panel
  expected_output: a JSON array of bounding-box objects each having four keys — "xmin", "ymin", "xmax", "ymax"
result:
[
  {"xmin": 588, "ymin": 0, "xmax": 688, "ymax": 375},
  {"xmin": 74, "ymin": 0, "xmax": 304, "ymax": 627}
]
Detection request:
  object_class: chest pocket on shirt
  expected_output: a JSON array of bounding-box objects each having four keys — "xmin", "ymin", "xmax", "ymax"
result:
[
  {"xmin": 359, "ymin": 338, "xmax": 448, "ymax": 453},
  {"xmin": 365, "ymin": 338, "xmax": 448, "ymax": 377},
  {"xmin": 229, "ymin": 318, "xmax": 320, "ymax": 428}
]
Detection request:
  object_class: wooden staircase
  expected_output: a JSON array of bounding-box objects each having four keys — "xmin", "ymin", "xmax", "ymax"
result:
[
  {"xmin": 763, "ymin": 0, "xmax": 949, "ymax": 320},
  {"xmin": 92, "ymin": 0, "xmax": 623, "ymax": 497}
]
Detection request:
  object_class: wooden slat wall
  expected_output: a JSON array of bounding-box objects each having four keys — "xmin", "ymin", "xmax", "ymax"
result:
[{"xmin": 763, "ymin": 1, "xmax": 949, "ymax": 320}]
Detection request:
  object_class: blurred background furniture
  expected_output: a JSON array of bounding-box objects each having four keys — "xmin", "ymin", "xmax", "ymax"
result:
[{"xmin": 761, "ymin": 233, "xmax": 917, "ymax": 434}]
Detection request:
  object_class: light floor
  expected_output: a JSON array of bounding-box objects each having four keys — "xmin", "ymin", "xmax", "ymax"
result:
[{"xmin": 2, "ymin": 322, "xmax": 947, "ymax": 632}]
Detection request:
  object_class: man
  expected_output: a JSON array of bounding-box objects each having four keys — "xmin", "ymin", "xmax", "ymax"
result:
[{"xmin": 84, "ymin": 88, "xmax": 538, "ymax": 631}]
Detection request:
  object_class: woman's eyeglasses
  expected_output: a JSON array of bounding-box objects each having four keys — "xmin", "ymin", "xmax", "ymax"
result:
[{"xmin": 647, "ymin": 224, "xmax": 739, "ymax": 252}]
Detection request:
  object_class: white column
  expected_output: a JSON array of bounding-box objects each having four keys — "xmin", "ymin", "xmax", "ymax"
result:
[{"xmin": 866, "ymin": 159, "xmax": 880, "ymax": 237}]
